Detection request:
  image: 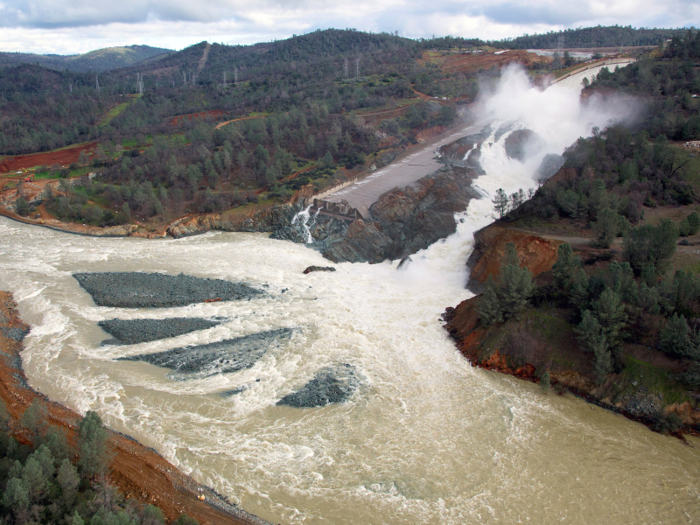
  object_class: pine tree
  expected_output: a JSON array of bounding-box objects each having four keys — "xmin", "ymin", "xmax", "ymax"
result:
[
  {"xmin": 569, "ymin": 268, "xmax": 590, "ymax": 312},
  {"xmin": 499, "ymin": 264, "xmax": 534, "ymax": 319},
  {"xmin": 637, "ymin": 283, "xmax": 661, "ymax": 314},
  {"xmin": 660, "ymin": 314, "xmax": 696, "ymax": 358},
  {"xmin": 574, "ymin": 310, "xmax": 603, "ymax": 352},
  {"xmin": 477, "ymin": 276, "xmax": 503, "ymax": 326},
  {"xmin": 57, "ymin": 459, "xmax": 80, "ymax": 500},
  {"xmin": 574, "ymin": 311, "xmax": 612, "ymax": 384},
  {"xmin": 78, "ymin": 411, "xmax": 111, "ymax": 479},
  {"xmin": 592, "ymin": 288, "xmax": 628, "ymax": 350},
  {"xmin": 502, "ymin": 242, "xmax": 520, "ymax": 267},
  {"xmin": 592, "ymin": 208, "xmax": 620, "ymax": 248},
  {"xmin": 492, "ymin": 188, "xmax": 509, "ymax": 218},
  {"xmin": 2, "ymin": 477, "xmax": 29, "ymax": 511},
  {"xmin": 552, "ymin": 243, "xmax": 579, "ymax": 289},
  {"xmin": 591, "ymin": 333, "xmax": 612, "ymax": 384},
  {"xmin": 21, "ymin": 399, "xmax": 48, "ymax": 442},
  {"xmin": 21, "ymin": 457, "xmax": 47, "ymax": 502}
]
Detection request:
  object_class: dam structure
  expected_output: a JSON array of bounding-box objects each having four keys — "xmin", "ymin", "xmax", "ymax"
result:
[{"xmin": 307, "ymin": 58, "xmax": 635, "ymax": 222}]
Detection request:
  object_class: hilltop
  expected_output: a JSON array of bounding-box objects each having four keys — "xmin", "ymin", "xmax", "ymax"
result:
[{"xmin": 0, "ymin": 45, "xmax": 173, "ymax": 72}]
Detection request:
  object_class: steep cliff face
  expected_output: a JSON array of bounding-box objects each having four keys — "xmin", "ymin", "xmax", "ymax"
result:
[
  {"xmin": 466, "ymin": 224, "xmax": 561, "ymax": 293},
  {"xmin": 282, "ymin": 165, "xmax": 482, "ymax": 263},
  {"xmin": 167, "ymin": 204, "xmax": 299, "ymax": 238}
]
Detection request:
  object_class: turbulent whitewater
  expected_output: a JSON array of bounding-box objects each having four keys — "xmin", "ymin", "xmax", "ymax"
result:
[{"xmin": 0, "ymin": 66, "xmax": 698, "ymax": 524}]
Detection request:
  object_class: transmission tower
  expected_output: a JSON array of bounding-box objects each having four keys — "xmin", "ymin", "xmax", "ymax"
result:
[
  {"xmin": 234, "ymin": 66, "xmax": 238, "ymax": 84},
  {"xmin": 553, "ymin": 36, "xmax": 564, "ymax": 70},
  {"xmin": 69, "ymin": 83, "xmax": 72, "ymax": 94},
  {"xmin": 223, "ymin": 71, "xmax": 227, "ymax": 87},
  {"xmin": 95, "ymin": 75, "xmax": 100, "ymax": 93},
  {"xmin": 355, "ymin": 57, "xmax": 360, "ymax": 81},
  {"xmin": 343, "ymin": 58, "xmax": 349, "ymax": 80},
  {"xmin": 183, "ymin": 71, "xmax": 187, "ymax": 85},
  {"xmin": 136, "ymin": 73, "xmax": 144, "ymax": 95}
]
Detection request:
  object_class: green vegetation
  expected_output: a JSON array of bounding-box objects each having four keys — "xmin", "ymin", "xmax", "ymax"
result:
[
  {"xmin": 0, "ymin": 398, "xmax": 198, "ymax": 525},
  {"xmin": 478, "ymin": 243, "xmax": 534, "ymax": 325},
  {"xmin": 99, "ymin": 101, "xmax": 132, "ymax": 127}
]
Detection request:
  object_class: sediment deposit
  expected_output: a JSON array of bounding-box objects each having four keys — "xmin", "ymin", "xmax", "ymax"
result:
[{"xmin": 74, "ymin": 272, "xmax": 262, "ymax": 308}]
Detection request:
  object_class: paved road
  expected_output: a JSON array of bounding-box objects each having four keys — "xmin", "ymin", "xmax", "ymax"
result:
[{"xmin": 325, "ymin": 120, "xmax": 487, "ymax": 209}]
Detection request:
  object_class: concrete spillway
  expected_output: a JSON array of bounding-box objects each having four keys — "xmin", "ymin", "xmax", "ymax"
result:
[{"xmin": 323, "ymin": 120, "xmax": 486, "ymax": 210}]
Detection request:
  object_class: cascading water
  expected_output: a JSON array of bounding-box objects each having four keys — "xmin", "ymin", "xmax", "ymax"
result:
[
  {"xmin": 0, "ymin": 65, "xmax": 697, "ymax": 524},
  {"xmin": 291, "ymin": 204, "xmax": 320, "ymax": 244}
]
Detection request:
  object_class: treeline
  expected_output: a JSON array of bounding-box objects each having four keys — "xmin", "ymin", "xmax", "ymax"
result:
[
  {"xmin": 0, "ymin": 398, "xmax": 198, "ymax": 525},
  {"xmin": 0, "ymin": 30, "xmax": 430, "ymax": 156},
  {"xmin": 0, "ymin": 46, "xmax": 172, "ymax": 74},
  {"xmin": 497, "ymin": 25, "xmax": 688, "ymax": 50}
]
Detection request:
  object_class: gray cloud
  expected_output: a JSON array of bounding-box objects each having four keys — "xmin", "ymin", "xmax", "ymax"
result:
[{"xmin": 0, "ymin": 0, "xmax": 695, "ymax": 54}]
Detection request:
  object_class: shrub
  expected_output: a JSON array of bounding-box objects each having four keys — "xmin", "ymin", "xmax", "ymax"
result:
[{"xmin": 623, "ymin": 219, "xmax": 678, "ymax": 275}]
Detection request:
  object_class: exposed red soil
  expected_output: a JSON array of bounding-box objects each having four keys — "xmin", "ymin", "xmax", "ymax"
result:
[
  {"xmin": 0, "ymin": 291, "xmax": 261, "ymax": 525},
  {"xmin": 170, "ymin": 110, "xmax": 227, "ymax": 126},
  {"xmin": 215, "ymin": 115, "xmax": 267, "ymax": 130},
  {"xmin": 0, "ymin": 143, "xmax": 97, "ymax": 173},
  {"xmin": 420, "ymin": 50, "xmax": 552, "ymax": 76},
  {"xmin": 414, "ymin": 125, "xmax": 449, "ymax": 142},
  {"xmin": 467, "ymin": 224, "xmax": 562, "ymax": 286}
]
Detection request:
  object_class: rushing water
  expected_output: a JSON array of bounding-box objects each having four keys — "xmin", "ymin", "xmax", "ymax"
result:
[{"xmin": 1, "ymin": 70, "xmax": 699, "ymax": 524}]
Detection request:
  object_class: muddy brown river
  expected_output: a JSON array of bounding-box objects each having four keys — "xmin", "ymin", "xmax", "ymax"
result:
[{"xmin": 0, "ymin": 65, "xmax": 698, "ymax": 524}]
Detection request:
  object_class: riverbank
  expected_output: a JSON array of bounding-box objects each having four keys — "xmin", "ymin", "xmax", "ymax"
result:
[
  {"xmin": 443, "ymin": 222, "xmax": 700, "ymax": 438},
  {"xmin": 0, "ymin": 290, "xmax": 268, "ymax": 525}
]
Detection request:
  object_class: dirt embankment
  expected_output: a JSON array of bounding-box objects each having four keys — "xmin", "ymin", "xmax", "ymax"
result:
[
  {"xmin": 466, "ymin": 224, "xmax": 562, "ymax": 293},
  {"xmin": 420, "ymin": 50, "xmax": 552, "ymax": 76},
  {"xmin": 0, "ymin": 291, "xmax": 267, "ymax": 525},
  {"xmin": 0, "ymin": 143, "xmax": 97, "ymax": 173},
  {"xmin": 443, "ymin": 224, "xmax": 700, "ymax": 436}
]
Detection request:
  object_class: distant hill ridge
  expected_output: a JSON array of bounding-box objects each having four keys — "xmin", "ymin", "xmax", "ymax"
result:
[{"xmin": 0, "ymin": 44, "xmax": 173, "ymax": 72}]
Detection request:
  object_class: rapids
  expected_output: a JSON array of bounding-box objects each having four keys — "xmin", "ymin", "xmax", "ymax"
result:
[{"xmin": 0, "ymin": 66, "xmax": 698, "ymax": 524}]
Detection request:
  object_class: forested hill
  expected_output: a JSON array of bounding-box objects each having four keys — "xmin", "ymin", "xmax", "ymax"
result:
[
  {"xmin": 0, "ymin": 45, "xmax": 172, "ymax": 73},
  {"xmin": 497, "ymin": 25, "xmax": 688, "ymax": 49}
]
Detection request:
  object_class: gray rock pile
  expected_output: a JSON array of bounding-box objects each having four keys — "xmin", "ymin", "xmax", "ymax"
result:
[
  {"xmin": 277, "ymin": 364, "xmax": 359, "ymax": 407},
  {"xmin": 74, "ymin": 272, "xmax": 261, "ymax": 308},
  {"xmin": 99, "ymin": 318, "xmax": 223, "ymax": 345},
  {"xmin": 119, "ymin": 328, "xmax": 293, "ymax": 378}
]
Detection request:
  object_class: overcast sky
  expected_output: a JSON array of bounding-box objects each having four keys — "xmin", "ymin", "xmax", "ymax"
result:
[{"xmin": 0, "ymin": 0, "xmax": 697, "ymax": 55}]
